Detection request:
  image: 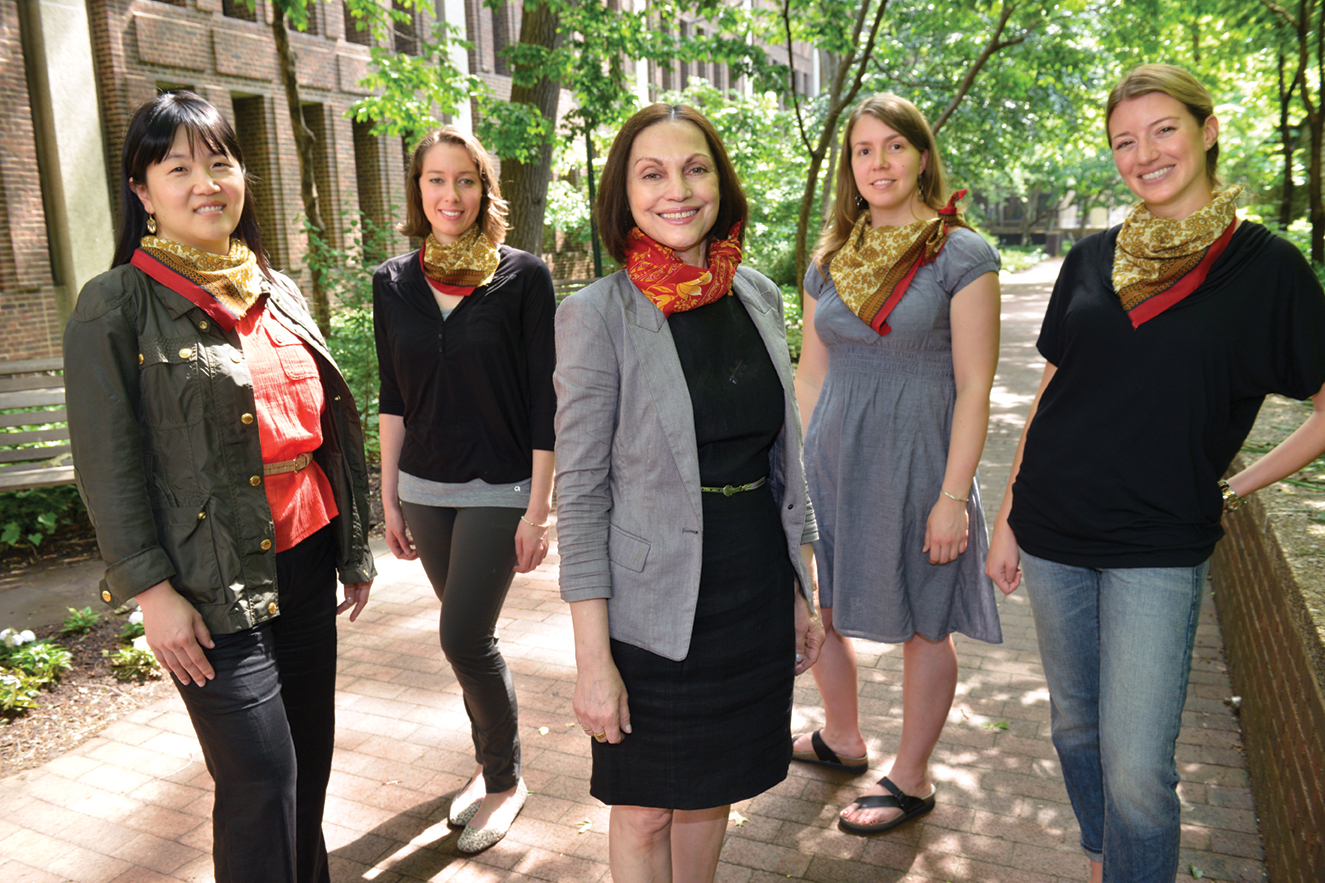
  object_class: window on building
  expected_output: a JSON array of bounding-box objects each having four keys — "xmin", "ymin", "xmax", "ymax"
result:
[
  {"xmin": 392, "ymin": 0, "xmax": 420, "ymax": 56},
  {"xmin": 231, "ymin": 95, "xmax": 284, "ymax": 269},
  {"xmin": 302, "ymin": 103, "xmax": 337, "ymax": 249},
  {"xmin": 344, "ymin": 1, "xmax": 372, "ymax": 46},
  {"xmin": 657, "ymin": 56, "xmax": 673, "ymax": 93},
  {"xmin": 492, "ymin": 1, "xmax": 513, "ymax": 76},
  {"xmin": 678, "ymin": 22, "xmax": 690, "ymax": 89},
  {"xmin": 352, "ymin": 119, "xmax": 386, "ymax": 237},
  {"xmin": 221, "ymin": 0, "xmax": 257, "ymax": 22}
]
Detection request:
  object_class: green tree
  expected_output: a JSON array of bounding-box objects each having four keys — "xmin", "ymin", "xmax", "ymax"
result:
[{"xmin": 1260, "ymin": 0, "xmax": 1324, "ymax": 261}]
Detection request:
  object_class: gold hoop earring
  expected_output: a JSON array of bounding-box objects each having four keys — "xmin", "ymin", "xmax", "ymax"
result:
[{"xmin": 146, "ymin": 214, "xmax": 157, "ymax": 235}]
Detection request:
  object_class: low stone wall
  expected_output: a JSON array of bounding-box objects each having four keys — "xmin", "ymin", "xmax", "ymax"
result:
[{"xmin": 1211, "ymin": 452, "xmax": 1325, "ymax": 883}]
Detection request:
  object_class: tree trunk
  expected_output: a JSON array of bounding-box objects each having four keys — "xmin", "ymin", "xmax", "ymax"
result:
[
  {"xmin": 1278, "ymin": 50, "xmax": 1297, "ymax": 230},
  {"xmin": 499, "ymin": 2, "xmax": 562, "ymax": 256},
  {"xmin": 272, "ymin": 5, "xmax": 330, "ymax": 334},
  {"xmin": 795, "ymin": 149, "xmax": 831, "ymax": 291},
  {"xmin": 1312, "ymin": 1, "xmax": 1324, "ymax": 263}
]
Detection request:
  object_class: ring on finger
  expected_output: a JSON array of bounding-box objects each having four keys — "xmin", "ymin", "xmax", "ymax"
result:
[{"xmin": 593, "ymin": 733, "xmax": 607, "ymax": 741}]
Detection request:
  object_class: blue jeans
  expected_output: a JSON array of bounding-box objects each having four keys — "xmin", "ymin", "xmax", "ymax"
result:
[{"xmin": 1019, "ymin": 550, "xmax": 1209, "ymax": 883}]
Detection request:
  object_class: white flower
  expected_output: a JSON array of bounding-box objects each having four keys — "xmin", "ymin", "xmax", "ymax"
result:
[
  {"xmin": 132, "ymin": 636, "xmax": 150, "ymax": 652},
  {"xmin": 0, "ymin": 674, "xmax": 19, "ymax": 688},
  {"xmin": 128, "ymin": 611, "xmax": 144, "ymax": 625},
  {"xmin": 0, "ymin": 629, "xmax": 14, "ymax": 647},
  {"xmin": 17, "ymin": 630, "xmax": 34, "ymax": 645}
]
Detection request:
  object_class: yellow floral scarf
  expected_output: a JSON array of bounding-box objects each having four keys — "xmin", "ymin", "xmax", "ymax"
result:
[
  {"xmin": 1113, "ymin": 186, "xmax": 1241, "ymax": 327},
  {"xmin": 419, "ymin": 225, "xmax": 500, "ymax": 295},
  {"xmin": 137, "ymin": 236, "xmax": 263, "ymax": 324},
  {"xmin": 829, "ymin": 190, "xmax": 971, "ymax": 335}
]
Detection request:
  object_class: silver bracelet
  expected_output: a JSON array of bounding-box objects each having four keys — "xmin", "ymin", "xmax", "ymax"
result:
[{"xmin": 520, "ymin": 515, "xmax": 548, "ymax": 530}]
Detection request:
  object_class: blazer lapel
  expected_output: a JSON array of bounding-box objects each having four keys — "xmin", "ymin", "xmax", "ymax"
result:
[
  {"xmin": 622, "ymin": 284, "xmax": 703, "ymax": 523},
  {"xmin": 732, "ymin": 271, "xmax": 793, "ymax": 391}
]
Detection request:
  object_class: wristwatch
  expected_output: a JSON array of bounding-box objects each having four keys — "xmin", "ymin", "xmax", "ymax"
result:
[{"xmin": 1219, "ymin": 479, "xmax": 1247, "ymax": 512}]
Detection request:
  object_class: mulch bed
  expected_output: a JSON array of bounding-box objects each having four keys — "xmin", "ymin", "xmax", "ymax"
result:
[
  {"xmin": 0, "ymin": 615, "xmax": 173, "ymax": 776},
  {"xmin": 0, "ymin": 467, "xmax": 387, "ymax": 778}
]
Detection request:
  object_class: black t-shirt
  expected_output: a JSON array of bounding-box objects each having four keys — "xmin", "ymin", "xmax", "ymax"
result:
[
  {"xmin": 373, "ymin": 245, "xmax": 557, "ymax": 484},
  {"xmin": 1009, "ymin": 222, "xmax": 1325, "ymax": 567}
]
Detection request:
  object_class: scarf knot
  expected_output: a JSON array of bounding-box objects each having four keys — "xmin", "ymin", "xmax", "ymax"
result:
[
  {"xmin": 624, "ymin": 223, "xmax": 743, "ymax": 317},
  {"xmin": 420, "ymin": 225, "xmax": 501, "ymax": 296},
  {"xmin": 829, "ymin": 190, "xmax": 971, "ymax": 335},
  {"xmin": 1113, "ymin": 186, "xmax": 1241, "ymax": 327},
  {"xmin": 136, "ymin": 236, "xmax": 263, "ymax": 328}
]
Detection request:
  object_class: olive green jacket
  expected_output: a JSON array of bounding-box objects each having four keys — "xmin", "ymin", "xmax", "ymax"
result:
[{"xmin": 64, "ymin": 264, "xmax": 377, "ymax": 635}]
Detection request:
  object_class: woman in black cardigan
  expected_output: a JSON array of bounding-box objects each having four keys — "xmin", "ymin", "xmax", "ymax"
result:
[{"xmin": 373, "ymin": 126, "xmax": 556, "ymax": 855}]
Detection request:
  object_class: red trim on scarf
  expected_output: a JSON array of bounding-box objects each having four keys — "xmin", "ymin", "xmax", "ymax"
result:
[
  {"xmin": 871, "ymin": 259, "xmax": 923, "ymax": 336},
  {"xmin": 418, "ymin": 249, "xmax": 478, "ymax": 297},
  {"xmin": 863, "ymin": 190, "xmax": 967, "ymax": 335},
  {"xmin": 131, "ymin": 249, "xmax": 247, "ymax": 331},
  {"xmin": 1126, "ymin": 219, "xmax": 1236, "ymax": 328}
]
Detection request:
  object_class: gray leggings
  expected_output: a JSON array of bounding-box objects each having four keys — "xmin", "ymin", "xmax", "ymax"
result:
[{"xmin": 400, "ymin": 503, "xmax": 522, "ymax": 791}]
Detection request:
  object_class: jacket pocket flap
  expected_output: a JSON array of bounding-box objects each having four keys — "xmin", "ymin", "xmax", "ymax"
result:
[
  {"xmin": 139, "ymin": 337, "xmax": 197, "ymax": 367},
  {"xmin": 607, "ymin": 524, "xmax": 650, "ymax": 574}
]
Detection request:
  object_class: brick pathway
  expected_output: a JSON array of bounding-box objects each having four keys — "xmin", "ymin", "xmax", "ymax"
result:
[{"xmin": 0, "ymin": 261, "xmax": 1265, "ymax": 882}]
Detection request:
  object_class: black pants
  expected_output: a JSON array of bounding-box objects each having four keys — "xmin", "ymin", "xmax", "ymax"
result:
[
  {"xmin": 400, "ymin": 503, "xmax": 522, "ymax": 791},
  {"xmin": 172, "ymin": 525, "xmax": 338, "ymax": 883}
]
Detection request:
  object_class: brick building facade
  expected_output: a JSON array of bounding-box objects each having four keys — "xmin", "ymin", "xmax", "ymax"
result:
[{"xmin": 2, "ymin": 0, "xmax": 816, "ymax": 363}]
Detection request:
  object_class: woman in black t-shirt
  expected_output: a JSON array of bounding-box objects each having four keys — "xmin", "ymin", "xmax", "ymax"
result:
[
  {"xmin": 987, "ymin": 65, "xmax": 1325, "ymax": 883},
  {"xmin": 373, "ymin": 127, "xmax": 556, "ymax": 855}
]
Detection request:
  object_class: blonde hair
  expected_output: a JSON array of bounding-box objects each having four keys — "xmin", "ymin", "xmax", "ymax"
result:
[
  {"xmin": 811, "ymin": 94, "xmax": 948, "ymax": 271},
  {"xmin": 400, "ymin": 127, "xmax": 509, "ymax": 243},
  {"xmin": 1106, "ymin": 64, "xmax": 1220, "ymax": 188}
]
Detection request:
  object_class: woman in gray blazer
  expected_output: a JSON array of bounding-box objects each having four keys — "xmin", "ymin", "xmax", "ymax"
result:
[{"xmin": 554, "ymin": 104, "xmax": 823, "ymax": 883}]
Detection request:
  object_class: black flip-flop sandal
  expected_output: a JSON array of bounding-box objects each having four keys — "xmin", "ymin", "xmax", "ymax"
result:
[
  {"xmin": 791, "ymin": 729, "xmax": 869, "ymax": 773},
  {"xmin": 838, "ymin": 776, "xmax": 936, "ymax": 835}
]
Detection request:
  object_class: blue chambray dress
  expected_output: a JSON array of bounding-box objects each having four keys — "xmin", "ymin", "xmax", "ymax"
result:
[{"xmin": 804, "ymin": 227, "xmax": 1003, "ymax": 644}]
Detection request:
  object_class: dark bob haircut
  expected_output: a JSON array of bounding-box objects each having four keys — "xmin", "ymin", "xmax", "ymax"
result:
[
  {"xmin": 112, "ymin": 90, "xmax": 271, "ymax": 277},
  {"xmin": 596, "ymin": 104, "xmax": 748, "ymax": 264}
]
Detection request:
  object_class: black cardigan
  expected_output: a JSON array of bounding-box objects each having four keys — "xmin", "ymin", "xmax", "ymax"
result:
[{"xmin": 373, "ymin": 245, "xmax": 557, "ymax": 484}]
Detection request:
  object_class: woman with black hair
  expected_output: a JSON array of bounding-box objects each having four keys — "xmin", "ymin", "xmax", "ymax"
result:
[{"xmin": 64, "ymin": 90, "xmax": 376, "ymax": 883}]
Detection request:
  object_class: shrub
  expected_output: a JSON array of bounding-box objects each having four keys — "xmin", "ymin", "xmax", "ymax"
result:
[
  {"xmin": 302, "ymin": 211, "xmax": 400, "ymax": 464},
  {"xmin": 106, "ymin": 645, "xmax": 160, "ymax": 682},
  {"xmin": 0, "ymin": 485, "xmax": 87, "ymax": 552},
  {"xmin": 781, "ymin": 286, "xmax": 805, "ymax": 363},
  {"xmin": 0, "ymin": 669, "xmax": 40, "ymax": 713},
  {"xmin": 60, "ymin": 607, "xmax": 101, "ymax": 636},
  {"xmin": 120, "ymin": 610, "xmax": 145, "ymax": 642},
  {"xmin": 5, "ymin": 641, "xmax": 72, "ymax": 683}
]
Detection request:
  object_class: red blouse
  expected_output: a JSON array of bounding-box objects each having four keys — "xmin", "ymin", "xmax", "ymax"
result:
[{"xmin": 235, "ymin": 304, "xmax": 338, "ymax": 552}]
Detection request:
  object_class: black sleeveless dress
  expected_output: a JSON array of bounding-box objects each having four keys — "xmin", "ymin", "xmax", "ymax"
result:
[{"xmin": 589, "ymin": 294, "xmax": 798, "ymax": 809}]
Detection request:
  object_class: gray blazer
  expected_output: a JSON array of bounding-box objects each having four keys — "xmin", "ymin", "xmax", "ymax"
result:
[{"xmin": 554, "ymin": 266, "xmax": 818, "ymax": 661}]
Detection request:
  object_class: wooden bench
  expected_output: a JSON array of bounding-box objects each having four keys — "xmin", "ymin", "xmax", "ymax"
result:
[
  {"xmin": 553, "ymin": 278, "xmax": 598, "ymax": 302},
  {"xmin": 0, "ymin": 358, "xmax": 74, "ymax": 492}
]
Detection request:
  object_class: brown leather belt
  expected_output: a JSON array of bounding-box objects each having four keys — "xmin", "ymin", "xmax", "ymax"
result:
[{"xmin": 263, "ymin": 452, "xmax": 314, "ymax": 476}]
